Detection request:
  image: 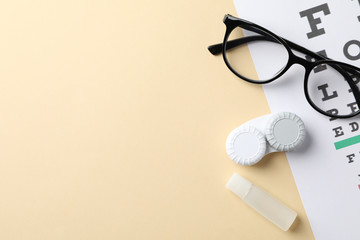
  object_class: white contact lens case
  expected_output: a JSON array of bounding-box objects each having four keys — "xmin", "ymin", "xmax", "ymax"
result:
[{"xmin": 226, "ymin": 112, "xmax": 306, "ymax": 166}]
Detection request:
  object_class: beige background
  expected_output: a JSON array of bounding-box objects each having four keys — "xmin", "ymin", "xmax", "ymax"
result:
[{"xmin": 0, "ymin": 0, "xmax": 315, "ymax": 239}]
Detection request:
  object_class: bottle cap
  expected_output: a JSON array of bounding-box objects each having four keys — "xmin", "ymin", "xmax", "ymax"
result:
[{"xmin": 226, "ymin": 173, "xmax": 252, "ymax": 199}]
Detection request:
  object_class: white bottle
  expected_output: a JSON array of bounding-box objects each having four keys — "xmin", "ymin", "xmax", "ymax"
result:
[{"xmin": 226, "ymin": 173, "xmax": 297, "ymax": 231}]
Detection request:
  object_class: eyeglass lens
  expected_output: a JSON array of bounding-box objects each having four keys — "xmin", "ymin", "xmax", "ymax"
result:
[
  {"xmin": 307, "ymin": 63, "xmax": 360, "ymax": 117},
  {"xmin": 224, "ymin": 26, "xmax": 289, "ymax": 82}
]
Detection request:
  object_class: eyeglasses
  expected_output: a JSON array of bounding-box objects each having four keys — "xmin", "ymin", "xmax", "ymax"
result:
[{"xmin": 208, "ymin": 14, "xmax": 360, "ymax": 119}]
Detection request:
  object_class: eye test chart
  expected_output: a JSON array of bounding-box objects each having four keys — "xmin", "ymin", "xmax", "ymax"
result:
[{"xmin": 233, "ymin": 0, "xmax": 360, "ymax": 239}]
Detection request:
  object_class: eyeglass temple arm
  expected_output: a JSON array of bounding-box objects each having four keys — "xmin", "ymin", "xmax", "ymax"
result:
[
  {"xmin": 207, "ymin": 36, "xmax": 328, "ymax": 61},
  {"xmin": 207, "ymin": 35, "xmax": 268, "ymax": 55}
]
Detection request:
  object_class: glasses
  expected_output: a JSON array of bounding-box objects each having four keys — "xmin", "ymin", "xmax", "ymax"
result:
[{"xmin": 208, "ymin": 14, "xmax": 360, "ymax": 119}]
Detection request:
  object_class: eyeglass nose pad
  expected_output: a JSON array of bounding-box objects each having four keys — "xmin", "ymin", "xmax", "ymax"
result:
[
  {"xmin": 265, "ymin": 112, "xmax": 306, "ymax": 152},
  {"xmin": 226, "ymin": 125, "xmax": 267, "ymax": 166}
]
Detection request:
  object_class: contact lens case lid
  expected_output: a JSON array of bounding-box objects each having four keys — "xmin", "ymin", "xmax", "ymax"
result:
[
  {"xmin": 265, "ymin": 112, "xmax": 306, "ymax": 152},
  {"xmin": 226, "ymin": 125, "xmax": 267, "ymax": 166}
]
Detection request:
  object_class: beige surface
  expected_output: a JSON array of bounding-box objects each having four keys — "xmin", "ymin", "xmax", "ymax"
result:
[{"xmin": 0, "ymin": 1, "xmax": 315, "ymax": 239}]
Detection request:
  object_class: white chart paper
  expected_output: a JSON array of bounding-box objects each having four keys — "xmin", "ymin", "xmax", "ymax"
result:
[{"xmin": 232, "ymin": 1, "xmax": 360, "ymax": 239}]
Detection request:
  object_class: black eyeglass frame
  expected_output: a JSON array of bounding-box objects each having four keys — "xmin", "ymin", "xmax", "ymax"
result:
[{"xmin": 208, "ymin": 14, "xmax": 360, "ymax": 119}]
